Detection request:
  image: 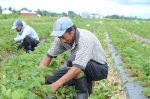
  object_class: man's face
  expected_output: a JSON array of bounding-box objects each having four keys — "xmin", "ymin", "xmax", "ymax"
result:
[
  {"xmin": 15, "ymin": 26, "xmax": 22, "ymax": 32},
  {"xmin": 58, "ymin": 29, "xmax": 75, "ymax": 45}
]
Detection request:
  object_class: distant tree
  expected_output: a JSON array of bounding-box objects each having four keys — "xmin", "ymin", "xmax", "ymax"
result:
[
  {"xmin": 36, "ymin": 9, "xmax": 80, "ymax": 17},
  {"xmin": 12, "ymin": 8, "xmax": 19, "ymax": 15},
  {"xmin": 0, "ymin": 6, "xmax": 2, "ymax": 14},
  {"xmin": 20, "ymin": 7, "xmax": 28, "ymax": 11},
  {"xmin": 62, "ymin": 12, "xmax": 68, "ymax": 16},
  {"xmin": 12, "ymin": 9, "xmax": 17, "ymax": 13},
  {"xmin": 8, "ymin": 7, "xmax": 12, "ymax": 11},
  {"xmin": 20, "ymin": 7, "xmax": 31, "ymax": 12},
  {"xmin": 50, "ymin": 12, "xmax": 59, "ymax": 16},
  {"xmin": 68, "ymin": 11, "xmax": 78, "ymax": 18},
  {"xmin": 105, "ymin": 14, "xmax": 141, "ymax": 20},
  {"xmin": 36, "ymin": 9, "xmax": 42, "ymax": 15},
  {"xmin": 36, "ymin": 9, "xmax": 50, "ymax": 16}
]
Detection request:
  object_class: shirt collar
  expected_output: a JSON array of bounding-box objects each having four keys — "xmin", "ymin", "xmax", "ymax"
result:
[{"xmin": 70, "ymin": 29, "xmax": 80, "ymax": 50}]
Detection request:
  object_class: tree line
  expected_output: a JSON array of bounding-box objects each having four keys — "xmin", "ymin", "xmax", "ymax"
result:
[{"xmin": 0, "ymin": 6, "xmax": 149, "ymax": 20}]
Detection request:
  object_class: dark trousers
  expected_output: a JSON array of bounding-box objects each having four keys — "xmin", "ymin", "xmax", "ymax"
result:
[
  {"xmin": 18, "ymin": 36, "xmax": 39, "ymax": 53},
  {"xmin": 45, "ymin": 58, "xmax": 108, "ymax": 94}
]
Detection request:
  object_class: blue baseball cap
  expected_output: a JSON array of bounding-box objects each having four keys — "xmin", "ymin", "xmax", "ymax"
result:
[
  {"xmin": 51, "ymin": 17, "xmax": 73, "ymax": 37},
  {"xmin": 12, "ymin": 20, "xmax": 23, "ymax": 29}
]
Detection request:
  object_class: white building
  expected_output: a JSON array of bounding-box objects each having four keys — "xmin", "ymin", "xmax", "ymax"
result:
[
  {"xmin": 82, "ymin": 12, "xmax": 89, "ymax": 18},
  {"xmin": 2, "ymin": 10, "xmax": 12, "ymax": 14},
  {"xmin": 82, "ymin": 12, "xmax": 103, "ymax": 19}
]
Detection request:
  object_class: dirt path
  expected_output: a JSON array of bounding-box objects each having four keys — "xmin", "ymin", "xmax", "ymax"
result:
[
  {"xmin": 104, "ymin": 33, "xmax": 127, "ymax": 99},
  {"xmin": 105, "ymin": 33, "xmax": 149, "ymax": 99}
]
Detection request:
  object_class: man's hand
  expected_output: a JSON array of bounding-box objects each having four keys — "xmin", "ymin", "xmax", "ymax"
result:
[{"xmin": 50, "ymin": 81, "xmax": 61, "ymax": 93}]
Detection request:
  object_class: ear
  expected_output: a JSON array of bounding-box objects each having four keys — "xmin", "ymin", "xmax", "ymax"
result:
[{"xmin": 72, "ymin": 28, "xmax": 76, "ymax": 34}]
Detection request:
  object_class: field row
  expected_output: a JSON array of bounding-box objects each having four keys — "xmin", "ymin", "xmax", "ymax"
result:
[
  {"xmin": 109, "ymin": 19, "xmax": 150, "ymax": 39},
  {"xmin": 104, "ymin": 20, "xmax": 150, "ymax": 96}
]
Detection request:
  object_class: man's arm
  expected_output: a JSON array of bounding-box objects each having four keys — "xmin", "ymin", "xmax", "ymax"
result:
[
  {"xmin": 50, "ymin": 66, "xmax": 81, "ymax": 93},
  {"xmin": 14, "ymin": 29, "xmax": 29, "ymax": 42},
  {"xmin": 56, "ymin": 66, "xmax": 81, "ymax": 85},
  {"xmin": 39, "ymin": 55, "xmax": 53, "ymax": 67}
]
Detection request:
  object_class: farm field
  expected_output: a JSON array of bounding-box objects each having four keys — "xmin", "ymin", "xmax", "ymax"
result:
[
  {"xmin": 110, "ymin": 19, "xmax": 150, "ymax": 38},
  {"xmin": 0, "ymin": 16, "xmax": 149, "ymax": 99}
]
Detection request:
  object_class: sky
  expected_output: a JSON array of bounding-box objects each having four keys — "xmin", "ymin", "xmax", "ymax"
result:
[{"xmin": 0, "ymin": 0, "xmax": 150, "ymax": 19}]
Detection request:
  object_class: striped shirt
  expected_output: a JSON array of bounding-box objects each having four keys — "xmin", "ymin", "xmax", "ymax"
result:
[{"xmin": 47, "ymin": 28, "xmax": 107, "ymax": 70}]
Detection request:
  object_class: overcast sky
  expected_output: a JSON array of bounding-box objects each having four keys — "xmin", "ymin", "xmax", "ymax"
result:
[{"xmin": 0, "ymin": 0, "xmax": 150, "ymax": 19}]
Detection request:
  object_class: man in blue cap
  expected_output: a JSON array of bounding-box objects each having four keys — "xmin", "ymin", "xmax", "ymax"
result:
[
  {"xmin": 39, "ymin": 17, "xmax": 108, "ymax": 99},
  {"xmin": 12, "ymin": 20, "xmax": 39, "ymax": 53}
]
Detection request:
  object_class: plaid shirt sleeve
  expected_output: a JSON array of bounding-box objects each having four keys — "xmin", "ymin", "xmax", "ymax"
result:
[{"xmin": 47, "ymin": 38, "xmax": 66, "ymax": 58}]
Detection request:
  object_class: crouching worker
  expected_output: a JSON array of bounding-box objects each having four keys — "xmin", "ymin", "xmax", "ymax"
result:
[
  {"xmin": 39, "ymin": 17, "xmax": 108, "ymax": 99},
  {"xmin": 12, "ymin": 20, "xmax": 39, "ymax": 53}
]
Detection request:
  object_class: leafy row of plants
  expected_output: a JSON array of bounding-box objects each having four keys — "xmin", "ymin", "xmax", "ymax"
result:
[
  {"xmin": 0, "ymin": 40, "xmax": 77, "ymax": 98},
  {"xmin": 111, "ymin": 19, "xmax": 150, "ymax": 38},
  {"xmin": 104, "ymin": 20, "xmax": 150, "ymax": 97}
]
